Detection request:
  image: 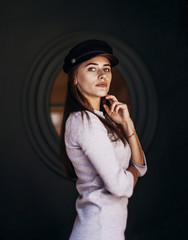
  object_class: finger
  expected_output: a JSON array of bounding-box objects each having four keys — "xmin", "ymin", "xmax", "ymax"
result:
[
  {"xmin": 103, "ymin": 104, "xmax": 111, "ymax": 115},
  {"xmin": 103, "ymin": 104, "xmax": 117, "ymax": 117},
  {"xmin": 105, "ymin": 95, "xmax": 118, "ymax": 103},
  {"xmin": 105, "ymin": 95, "xmax": 118, "ymax": 102},
  {"xmin": 110, "ymin": 101, "xmax": 117, "ymax": 113},
  {"xmin": 114, "ymin": 103, "xmax": 127, "ymax": 114},
  {"xmin": 110, "ymin": 101, "xmax": 122, "ymax": 113}
]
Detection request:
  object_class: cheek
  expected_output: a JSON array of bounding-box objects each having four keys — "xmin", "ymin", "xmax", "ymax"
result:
[
  {"xmin": 78, "ymin": 79, "xmax": 91, "ymax": 89},
  {"xmin": 76, "ymin": 77, "xmax": 92, "ymax": 93},
  {"xmin": 78, "ymin": 75, "xmax": 94, "ymax": 88},
  {"xmin": 108, "ymin": 77, "xmax": 112, "ymax": 86}
]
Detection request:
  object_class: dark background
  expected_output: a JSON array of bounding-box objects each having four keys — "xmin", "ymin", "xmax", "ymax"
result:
[{"xmin": 0, "ymin": 0, "xmax": 188, "ymax": 239}]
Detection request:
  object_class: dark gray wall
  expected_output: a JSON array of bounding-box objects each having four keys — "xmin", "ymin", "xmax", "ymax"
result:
[{"xmin": 0, "ymin": 0, "xmax": 187, "ymax": 239}]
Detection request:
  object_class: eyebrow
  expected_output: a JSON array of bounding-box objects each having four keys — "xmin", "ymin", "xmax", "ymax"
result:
[{"xmin": 85, "ymin": 63, "xmax": 111, "ymax": 67}]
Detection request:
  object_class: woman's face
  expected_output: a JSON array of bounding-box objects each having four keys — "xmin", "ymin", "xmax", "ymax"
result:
[{"xmin": 75, "ymin": 56, "xmax": 112, "ymax": 106}]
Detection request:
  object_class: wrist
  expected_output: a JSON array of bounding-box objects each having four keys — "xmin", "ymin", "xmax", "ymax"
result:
[
  {"xmin": 127, "ymin": 165, "xmax": 140, "ymax": 186},
  {"xmin": 121, "ymin": 119, "xmax": 135, "ymax": 136}
]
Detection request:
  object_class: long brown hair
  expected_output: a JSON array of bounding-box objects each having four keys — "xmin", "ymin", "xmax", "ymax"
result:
[{"xmin": 60, "ymin": 65, "xmax": 126, "ymax": 179}]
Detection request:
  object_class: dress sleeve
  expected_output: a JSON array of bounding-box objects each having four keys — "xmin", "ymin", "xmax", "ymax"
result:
[
  {"xmin": 68, "ymin": 111, "xmax": 134, "ymax": 198},
  {"xmin": 131, "ymin": 153, "xmax": 147, "ymax": 177}
]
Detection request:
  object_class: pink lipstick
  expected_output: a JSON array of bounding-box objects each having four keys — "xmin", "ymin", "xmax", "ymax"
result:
[{"xmin": 96, "ymin": 83, "xmax": 107, "ymax": 87}]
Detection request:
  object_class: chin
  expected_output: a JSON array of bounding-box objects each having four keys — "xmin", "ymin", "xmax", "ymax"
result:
[
  {"xmin": 98, "ymin": 94, "xmax": 107, "ymax": 98},
  {"xmin": 98, "ymin": 91, "xmax": 108, "ymax": 97}
]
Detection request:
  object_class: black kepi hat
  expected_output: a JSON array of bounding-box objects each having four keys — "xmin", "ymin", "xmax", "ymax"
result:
[{"xmin": 63, "ymin": 39, "xmax": 118, "ymax": 73}]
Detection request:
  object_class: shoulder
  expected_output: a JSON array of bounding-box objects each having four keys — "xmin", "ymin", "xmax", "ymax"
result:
[
  {"xmin": 65, "ymin": 111, "xmax": 110, "ymax": 149},
  {"xmin": 65, "ymin": 110, "xmax": 107, "ymax": 138},
  {"xmin": 66, "ymin": 110, "xmax": 101, "ymax": 127}
]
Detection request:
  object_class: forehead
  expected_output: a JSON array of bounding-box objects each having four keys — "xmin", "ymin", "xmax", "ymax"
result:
[{"xmin": 82, "ymin": 55, "xmax": 111, "ymax": 66}]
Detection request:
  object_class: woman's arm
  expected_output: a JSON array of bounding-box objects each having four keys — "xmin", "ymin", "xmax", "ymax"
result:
[
  {"xmin": 65, "ymin": 111, "xmax": 135, "ymax": 198},
  {"xmin": 121, "ymin": 118, "xmax": 144, "ymax": 166},
  {"xmin": 126, "ymin": 165, "xmax": 140, "ymax": 186},
  {"xmin": 103, "ymin": 95, "xmax": 146, "ymax": 184}
]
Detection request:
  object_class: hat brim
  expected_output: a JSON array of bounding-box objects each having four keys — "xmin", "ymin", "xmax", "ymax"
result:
[
  {"xmin": 75, "ymin": 52, "xmax": 118, "ymax": 67},
  {"xmin": 63, "ymin": 51, "xmax": 118, "ymax": 73}
]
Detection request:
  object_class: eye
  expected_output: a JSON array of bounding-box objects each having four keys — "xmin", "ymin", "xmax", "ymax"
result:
[
  {"xmin": 104, "ymin": 68, "xmax": 111, "ymax": 72},
  {"xmin": 88, "ymin": 67, "xmax": 96, "ymax": 72}
]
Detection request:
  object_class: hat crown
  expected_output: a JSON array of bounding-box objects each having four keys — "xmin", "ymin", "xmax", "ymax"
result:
[
  {"xmin": 69, "ymin": 39, "xmax": 113, "ymax": 58},
  {"xmin": 63, "ymin": 39, "xmax": 118, "ymax": 73}
]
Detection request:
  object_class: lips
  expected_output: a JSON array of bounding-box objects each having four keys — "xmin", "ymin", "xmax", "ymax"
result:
[{"xmin": 96, "ymin": 83, "xmax": 107, "ymax": 87}]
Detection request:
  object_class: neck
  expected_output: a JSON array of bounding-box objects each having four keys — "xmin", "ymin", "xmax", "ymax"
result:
[{"xmin": 88, "ymin": 97, "xmax": 101, "ymax": 111}]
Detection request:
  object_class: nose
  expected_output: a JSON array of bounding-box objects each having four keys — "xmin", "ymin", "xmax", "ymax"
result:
[{"xmin": 98, "ymin": 69, "xmax": 106, "ymax": 80}]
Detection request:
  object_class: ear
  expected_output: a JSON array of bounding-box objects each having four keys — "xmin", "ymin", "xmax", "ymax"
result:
[{"xmin": 74, "ymin": 77, "xmax": 78, "ymax": 85}]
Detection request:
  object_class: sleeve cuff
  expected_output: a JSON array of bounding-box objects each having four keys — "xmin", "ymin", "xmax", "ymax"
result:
[{"xmin": 131, "ymin": 152, "xmax": 147, "ymax": 177}]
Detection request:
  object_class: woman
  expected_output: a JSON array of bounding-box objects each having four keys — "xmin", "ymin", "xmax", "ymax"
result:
[{"xmin": 60, "ymin": 39, "xmax": 147, "ymax": 240}]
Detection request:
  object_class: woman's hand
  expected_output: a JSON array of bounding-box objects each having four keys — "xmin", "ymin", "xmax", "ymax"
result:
[
  {"xmin": 103, "ymin": 95, "xmax": 131, "ymax": 124},
  {"xmin": 103, "ymin": 95, "xmax": 134, "ymax": 134},
  {"xmin": 103, "ymin": 95, "xmax": 145, "ymax": 166}
]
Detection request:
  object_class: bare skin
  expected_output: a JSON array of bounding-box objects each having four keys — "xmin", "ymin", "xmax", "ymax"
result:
[
  {"xmin": 75, "ymin": 56, "xmax": 144, "ymax": 186},
  {"xmin": 103, "ymin": 95, "xmax": 145, "ymax": 186}
]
